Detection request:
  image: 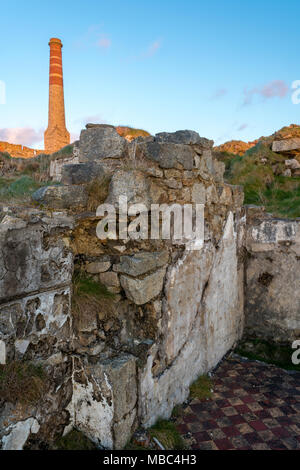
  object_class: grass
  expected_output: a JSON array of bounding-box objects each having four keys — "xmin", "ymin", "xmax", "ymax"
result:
[
  {"xmin": 50, "ymin": 144, "xmax": 74, "ymax": 161},
  {"xmin": 149, "ymin": 420, "xmax": 186, "ymax": 450},
  {"xmin": 220, "ymin": 141, "xmax": 300, "ymax": 218},
  {"xmin": 189, "ymin": 374, "xmax": 213, "ymax": 400},
  {"xmin": 236, "ymin": 338, "xmax": 300, "ymax": 372},
  {"xmin": 261, "ymin": 177, "xmax": 300, "ymax": 218},
  {"xmin": 54, "ymin": 429, "xmax": 97, "ymax": 450},
  {"xmin": 0, "ymin": 361, "xmax": 47, "ymax": 405},
  {"xmin": 0, "ymin": 175, "xmax": 55, "ymax": 203},
  {"xmin": 72, "ymin": 271, "xmax": 115, "ymax": 318},
  {"xmin": 125, "ymin": 413, "xmax": 187, "ymax": 450},
  {"xmin": 171, "ymin": 405, "xmax": 184, "ymax": 418}
]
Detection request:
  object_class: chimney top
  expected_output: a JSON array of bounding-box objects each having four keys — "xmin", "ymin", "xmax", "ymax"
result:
[{"xmin": 49, "ymin": 38, "xmax": 62, "ymax": 47}]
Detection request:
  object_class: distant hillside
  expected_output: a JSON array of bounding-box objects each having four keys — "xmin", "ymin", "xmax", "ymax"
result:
[
  {"xmin": 215, "ymin": 124, "xmax": 300, "ymax": 218},
  {"xmin": 214, "ymin": 139, "xmax": 257, "ymax": 156},
  {"xmin": 116, "ymin": 126, "xmax": 151, "ymax": 141},
  {"xmin": 0, "ymin": 141, "xmax": 44, "ymax": 159}
]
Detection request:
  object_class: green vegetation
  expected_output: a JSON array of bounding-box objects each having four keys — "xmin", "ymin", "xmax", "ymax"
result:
[
  {"xmin": 0, "ymin": 361, "xmax": 47, "ymax": 404},
  {"xmin": 171, "ymin": 405, "xmax": 184, "ymax": 418},
  {"xmin": 124, "ymin": 441, "xmax": 150, "ymax": 450},
  {"xmin": 189, "ymin": 374, "xmax": 213, "ymax": 400},
  {"xmin": 50, "ymin": 144, "xmax": 74, "ymax": 161},
  {"xmin": 149, "ymin": 420, "xmax": 186, "ymax": 450},
  {"xmin": 54, "ymin": 429, "xmax": 97, "ymax": 450},
  {"xmin": 73, "ymin": 272, "xmax": 115, "ymax": 300},
  {"xmin": 0, "ymin": 175, "xmax": 55, "ymax": 203},
  {"xmin": 125, "ymin": 413, "xmax": 187, "ymax": 450},
  {"xmin": 220, "ymin": 141, "xmax": 300, "ymax": 218},
  {"xmin": 72, "ymin": 271, "xmax": 115, "ymax": 318},
  {"xmin": 236, "ymin": 338, "xmax": 300, "ymax": 372}
]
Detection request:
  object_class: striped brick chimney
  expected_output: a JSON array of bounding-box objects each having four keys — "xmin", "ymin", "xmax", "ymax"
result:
[{"xmin": 44, "ymin": 38, "xmax": 70, "ymax": 154}]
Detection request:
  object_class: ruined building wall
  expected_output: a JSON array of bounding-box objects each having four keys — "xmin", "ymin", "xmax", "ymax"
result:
[
  {"xmin": 244, "ymin": 206, "xmax": 300, "ymax": 343},
  {"xmin": 0, "ymin": 213, "xmax": 74, "ymax": 449},
  {"xmin": 1, "ymin": 126, "xmax": 298, "ymax": 450}
]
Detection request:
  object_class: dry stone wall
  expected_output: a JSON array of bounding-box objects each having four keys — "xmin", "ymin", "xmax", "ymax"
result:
[
  {"xmin": 28, "ymin": 125, "xmax": 245, "ymax": 448},
  {"xmin": 2, "ymin": 125, "xmax": 298, "ymax": 450},
  {"xmin": 0, "ymin": 211, "xmax": 74, "ymax": 449}
]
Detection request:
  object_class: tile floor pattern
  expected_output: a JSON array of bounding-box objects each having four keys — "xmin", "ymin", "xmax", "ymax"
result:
[{"xmin": 176, "ymin": 356, "xmax": 300, "ymax": 450}]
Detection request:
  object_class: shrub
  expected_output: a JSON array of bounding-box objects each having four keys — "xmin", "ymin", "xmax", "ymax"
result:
[
  {"xmin": 149, "ymin": 420, "xmax": 186, "ymax": 450},
  {"xmin": 223, "ymin": 141, "xmax": 300, "ymax": 218},
  {"xmin": 190, "ymin": 374, "xmax": 213, "ymax": 400},
  {"xmin": 54, "ymin": 429, "xmax": 97, "ymax": 450},
  {"xmin": 0, "ymin": 361, "xmax": 47, "ymax": 405},
  {"xmin": 72, "ymin": 271, "xmax": 115, "ymax": 318}
]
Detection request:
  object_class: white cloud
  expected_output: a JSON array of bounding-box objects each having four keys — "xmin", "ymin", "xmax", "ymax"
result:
[
  {"xmin": 210, "ymin": 88, "xmax": 228, "ymax": 100},
  {"xmin": 97, "ymin": 36, "xmax": 111, "ymax": 49},
  {"xmin": 0, "ymin": 127, "xmax": 43, "ymax": 147},
  {"xmin": 243, "ymin": 80, "xmax": 288, "ymax": 105}
]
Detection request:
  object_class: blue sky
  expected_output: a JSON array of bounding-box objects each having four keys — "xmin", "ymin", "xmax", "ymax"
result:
[{"xmin": 1, "ymin": 0, "xmax": 300, "ymax": 149}]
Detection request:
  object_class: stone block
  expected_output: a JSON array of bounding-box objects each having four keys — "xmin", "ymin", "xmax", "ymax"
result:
[
  {"xmin": 116, "ymin": 251, "xmax": 169, "ymax": 277},
  {"xmin": 32, "ymin": 185, "xmax": 88, "ymax": 209},
  {"xmin": 86, "ymin": 261, "xmax": 111, "ymax": 274},
  {"xmin": 61, "ymin": 161, "xmax": 106, "ymax": 185},
  {"xmin": 79, "ymin": 125, "xmax": 127, "ymax": 162},
  {"xmin": 155, "ymin": 130, "xmax": 213, "ymax": 148},
  {"xmin": 120, "ymin": 268, "xmax": 166, "ymax": 305},
  {"xmin": 136, "ymin": 141, "xmax": 196, "ymax": 170}
]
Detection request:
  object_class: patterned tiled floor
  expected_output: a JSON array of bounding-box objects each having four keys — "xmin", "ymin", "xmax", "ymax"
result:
[{"xmin": 176, "ymin": 356, "xmax": 300, "ymax": 450}]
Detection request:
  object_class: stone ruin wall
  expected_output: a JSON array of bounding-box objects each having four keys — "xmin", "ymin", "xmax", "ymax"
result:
[
  {"xmin": 49, "ymin": 141, "xmax": 80, "ymax": 182},
  {"xmin": 244, "ymin": 206, "xmax": 300, "ymax": 343},
  {"xmin": 0, "ymin": 125, "xmax": 299, "ymax": 450}
]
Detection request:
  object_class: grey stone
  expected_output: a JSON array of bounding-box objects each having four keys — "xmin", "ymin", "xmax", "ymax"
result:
[
  {"xmin": 213, "ymin": 159, "xmax": 225, "ymax": 183},
  {"xmin": 136, "ymin": 141, "xmax": 196, "ymax": 170},
  {"xmin": 0, "ymin": 218, "xmax": 73, "ymax": 301},
  {"xmin": 99, "ymin": 271, "xmax": 120, "ymax": 288},
  {"xmin": 0, "ymin": 215, "xmax": 27, "ymax": 229},
  {"xmin": 32, "ymin": 185, "xmax": 88, "ymax": 209},
  {"xmin": 218, "ymin": 184, "xmax": 232, "ymax": 205},
  {"xmin": 86, "ymin": 261, "xmax": 111, "ymax": 274},
  {"xmin": 191, "ymin": 183, "xmax": 206, "ymax": 204},
  {"xmin": 206, "ymin": 185, "xmax": 218, "ymax": 204},
  {"xmin": 105, "ymin": 170, "xmax": 151, "ymax": 208},
  {"xmin": 231, "ymin": 185, "xmax": 244, "ymax": 208},
  {"xmin": 285, "ymin": 158, "xmax": 300, "ymax": 169},
  {"xmin": 164, "ymin": 179, "xmax": 182, "ymax": 189},
  {"xmin": 120, "ymin": 268, "xmax": 166, "ymax": 305},
  {"xmin": 79, "ymin": 126, "xmax": 127, "ymax": 162},
  {"xmin": 100, "ymin": 355, "xmax": 137, "ymax": 422},
  {"xmin": 61, "ymin": 162, "xmax": 106, "ymax": 185},
  {"xmin": 155, "ymin": 130, "xmax": 213, "ymax": 148},
  {"xmin": 272, "ymin": 138, "xmax": 300, "ymax": 153},
  {"xmin": 195, "ymin": 150, "xmax": 214, "ymax": 180},
  {"xmin": 117, "ymin": 251, "xmax": 169, "ymax": 277}
]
